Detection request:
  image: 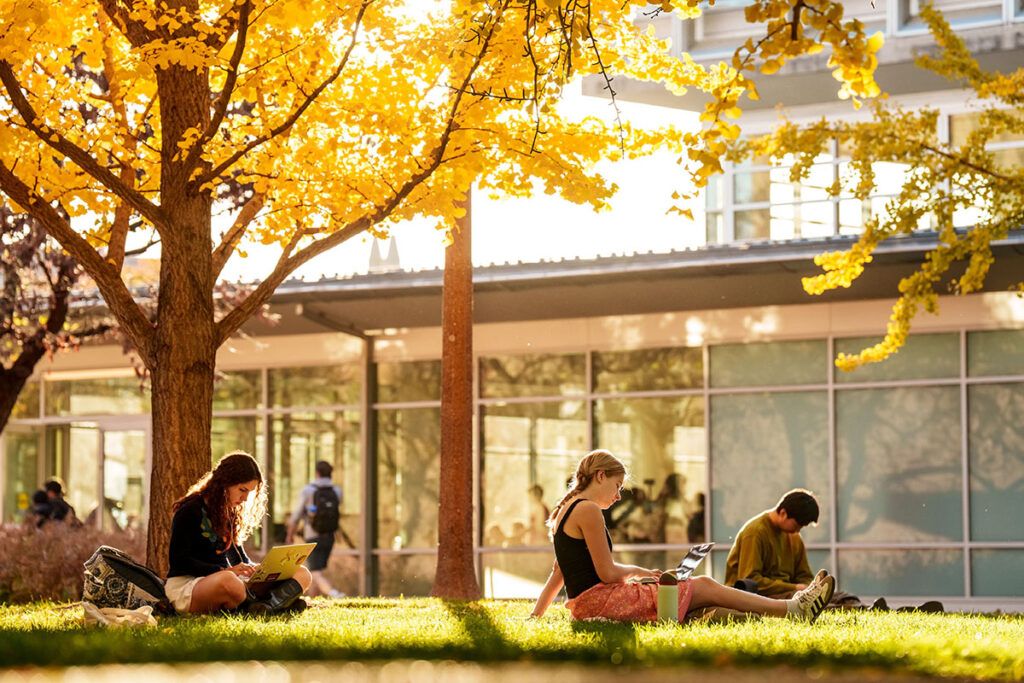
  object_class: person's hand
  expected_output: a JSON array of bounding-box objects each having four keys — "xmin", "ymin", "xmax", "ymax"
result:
[
  {"xmin": 794, "ymin": 583, "xmax": 808, "ymax": 591},
  {"xmin": 639, "ymin": 567, "xmax": 662, "ymax": 581},
  {"xmin": 230, "ymin": 564, "xmax": 255, "ymax": 578}
]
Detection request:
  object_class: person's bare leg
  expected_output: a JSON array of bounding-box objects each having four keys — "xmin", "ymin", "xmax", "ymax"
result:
[
  {"xmin": 187, "ymin": 570, "xmax": 247, "ymax": 614},
  {"xmin": 687, "ymin": 576, "xmax": 788, "ymax": 617},
  {"xmin": 292, "ymin": 566, "xmax": 313, "ymax": 593},
  {"xmin": 310, "ymin": 569, "xmax": 336, "ymax": 596}
]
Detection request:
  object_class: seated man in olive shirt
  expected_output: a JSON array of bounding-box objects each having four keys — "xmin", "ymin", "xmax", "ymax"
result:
[{"xmin": 724, "ymin": 489, "xmax": 818, "ymax": 599}]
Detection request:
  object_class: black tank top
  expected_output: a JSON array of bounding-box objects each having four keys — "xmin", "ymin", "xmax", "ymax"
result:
[{"xmin": 553, "ymin": 498, "xmax": 613, "ymax": 599}]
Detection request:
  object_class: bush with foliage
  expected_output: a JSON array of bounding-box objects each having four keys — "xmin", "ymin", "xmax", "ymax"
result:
[{"xmin": 0, "ymin": 523, "xmax": 145, "ymax": 604}]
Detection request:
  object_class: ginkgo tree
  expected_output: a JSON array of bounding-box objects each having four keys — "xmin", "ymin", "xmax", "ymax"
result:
[
  {"xmin": 733, "ymin": 5, "xmax": 1024, "ymax": 371},
  {"xmin": 0, "ymin": 0, "xmax": 883, "ymax": 577}
]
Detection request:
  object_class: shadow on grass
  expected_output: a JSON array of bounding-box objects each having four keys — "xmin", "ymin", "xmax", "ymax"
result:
[{"xmin": 441, "ymin": 600, "xmax": 521, "ymax": 659}]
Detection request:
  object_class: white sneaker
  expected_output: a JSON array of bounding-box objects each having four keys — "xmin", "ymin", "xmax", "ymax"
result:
[{"xmin": 791, "ymin": 574, "xmax": 835, "ymax": 623}]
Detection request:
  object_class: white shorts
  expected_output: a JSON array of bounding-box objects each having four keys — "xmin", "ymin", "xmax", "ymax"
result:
[{"xmin": 164, "ymin": 575, "xmax": 204, "ymax": 614}]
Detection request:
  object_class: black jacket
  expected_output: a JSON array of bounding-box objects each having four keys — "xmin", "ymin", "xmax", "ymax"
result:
[{"xmin": 167, "ymin": 496, "xmax": 250, "ymax": 578}]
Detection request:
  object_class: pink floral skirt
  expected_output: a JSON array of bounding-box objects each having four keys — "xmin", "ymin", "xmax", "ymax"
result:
[{"xmin": 565, "ymin": 580, "xmax": 694, "ymax": 623}]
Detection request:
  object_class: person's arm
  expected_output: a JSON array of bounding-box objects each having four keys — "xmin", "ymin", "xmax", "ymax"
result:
[
  {"xmin": 530, "ymin": 560, "xmax": 564, "ymax": 618},
  {"xmin": 576, "ymin": 502, "xmax": 659, "ymax": 584},
  {"xmin": 168, "ymin": 504, "xmax": 229, "ymax": 577},
  {"xmin": 738, "ymin": 534, "xmax": 798, "ymax": 596}
]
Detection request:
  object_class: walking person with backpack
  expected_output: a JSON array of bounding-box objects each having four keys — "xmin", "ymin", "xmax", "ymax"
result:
[{"xmin": 286, "ymin": 460, "xmax": 344, "ymax": 598}]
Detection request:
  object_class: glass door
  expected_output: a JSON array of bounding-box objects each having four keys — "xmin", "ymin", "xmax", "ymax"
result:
[{"xmin": 100, "ymin": 419, "xmax": 150, "ymax": 533}]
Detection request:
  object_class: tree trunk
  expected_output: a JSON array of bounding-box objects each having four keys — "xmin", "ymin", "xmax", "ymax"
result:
[
  {"xmin": 431, "ymin": 192, "xmax": 481, "ymax": 599},
  {"xmin": 145, "ymin": 59, "xmax": 216, "ymax": 575}
]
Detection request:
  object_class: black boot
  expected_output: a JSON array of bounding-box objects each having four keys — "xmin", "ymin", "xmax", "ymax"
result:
[{"xmin": 248, "ymin": 579, "xmax": 304, "ymax": 617}]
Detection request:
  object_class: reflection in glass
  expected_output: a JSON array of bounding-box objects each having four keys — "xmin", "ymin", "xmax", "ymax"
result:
[
  {"xmin": 45, "ymin": 377, "xmax": 149, "ymax": 416},
  {"xmin": 480, "ymin": 353, "xmax": 585, "ymax": 398},
  {"xmin": 735, "ymin": 208, "xmax": 770, "ymax": 240},
  {"xmin": 972, "ymin": 550, "xmax": 1024, "ymax": 597},
  {"xmin": 967, "ymin": 329, "xmax": 1024, "ymax": 377},
  {"xmin": 838, "ymin": 549, "xmax": 963, "ymax": 596},
  {"xmin": 213, "ymin": 370, "xmax": 262, "ymax": 410},
  {"xmin": 968, "ymin": 383, "xmax": 1024, "ymax": 541},
  {"xmin": 270, "ymin": 411, "xmax": 361, "ymax": 549},
  {"xmin": 377, "ymin": 407, "xmax": 440, "ymax": 549},
  {"xmin": 319, "ymin": 553, "xmax": 362, "ymax": 598},
  {"xmin": 596, "ymin": 397, "xmax": 705, "ymax": 546},
  {"xmin": 837, "ymin": 387, "xmax": 962, "ymax": 542},
  {"xmin": 102, "ymin": 430, "xmax": 147, "ymax": 533},
  {"xmin": 835, "ymin": 333, "xmax": 959, "ymax": 383},
  {"xmin": 68, "ymin": 424, "xmax": 100, "ymax": 527},
  {"xmin": 482, "ymin": 551, "xmax": 557, "ymax": 598},
  {"xmin": 11, "ymin": 381, "xmax": 40, "ymax": 419},
  {"xmin": 710, "ymin": 392, "xmax": 830, "ymax": 544},
  {"xmin": 3, "ymin": 430, "xmax": 39, "ymax": 523},
  {"xmin": 594, "ymin": 346, "xmax": 702, "ymax": 393},
  {"xmin": 376, "ymin": 553, "xmax": 437, "ymax": 597},
  {"xmin": 710, "ymin": 340, "xmax": 826, "ymax": 388},
  {"xmin": 211, "ymin": 417, "xmax": 261, "ymax": 466},
  {"xmin": 377, "ymin": 361, "xmax": 441, "ymax": 403},
  {"xmin": 269, "ymin": 365, "xmax": 358, "ymax": 408},
  {"xmin": 706, "ymin": 212, "xmax": 724, "ymax": 244},
  {"xmin": 481, "ymin": 402, "xmax": 586, "ymax": 548}
]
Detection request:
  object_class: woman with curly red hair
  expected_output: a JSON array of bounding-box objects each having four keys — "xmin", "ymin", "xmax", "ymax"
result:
[{"xmin": 165, "ymin": 451, "xmax": 311, "ymax": 615}]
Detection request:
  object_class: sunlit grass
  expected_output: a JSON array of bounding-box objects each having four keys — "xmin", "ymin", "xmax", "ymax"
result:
[{"xmin": 0, "ymin": 599, "xmax": 1021, "ymax": 679}]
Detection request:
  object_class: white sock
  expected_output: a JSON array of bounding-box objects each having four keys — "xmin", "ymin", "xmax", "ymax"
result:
[{"xmin": 786, "ymin": 598, "xmax": 801, "ymax": 618}]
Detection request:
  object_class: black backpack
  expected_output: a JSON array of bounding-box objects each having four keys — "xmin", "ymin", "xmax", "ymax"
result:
[
  {"xmin": 82, "ymin": 546, "xmax": 174, "ymax": 615},
  {"xmin": 309, "ymin": 485, "xmax": 340, "ymax": 535}
]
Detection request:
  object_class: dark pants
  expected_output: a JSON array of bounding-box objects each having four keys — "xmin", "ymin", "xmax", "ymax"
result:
[{"xmin": 307, "ymin": 534, "xmax": 335, "ymax": 571}]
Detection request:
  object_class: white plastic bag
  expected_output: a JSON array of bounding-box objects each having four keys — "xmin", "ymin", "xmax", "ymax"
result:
[{"xmin": 82, "ymin": 602, "xmax": 158, "ymax": 627}]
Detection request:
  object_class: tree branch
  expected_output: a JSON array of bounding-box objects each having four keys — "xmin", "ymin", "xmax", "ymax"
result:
[
  {"xmin": 96, "ymin": 0, "xmax": 157, "ymax": 48},
  {"xmin": 0, "ymin": 61, "xmax": 166, "ymax": 230},
  {"xmin": 192, "ymin": 0, "xmax": 372, "ymax": 191},
  {"xmin": 212, "ymin": 192, "xmax": 265, "ymax": 280},
  {"xmin": 0, "ymin": 160, "xmax": 155, "ymax": 363},
  {"xmin": 183, "ymin": 0, "xmax": 253, "ymax": 177}
]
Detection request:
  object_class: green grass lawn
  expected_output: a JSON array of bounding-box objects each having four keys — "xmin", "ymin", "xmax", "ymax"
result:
[{"xmin": 0, "ymin": 599, "xmax": 1021, "ymax": 680}]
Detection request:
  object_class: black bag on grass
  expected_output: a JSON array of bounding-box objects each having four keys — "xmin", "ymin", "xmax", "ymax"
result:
[{"xmin": 83, "ymin": 545, "xmax": 174, "ymax": 615}]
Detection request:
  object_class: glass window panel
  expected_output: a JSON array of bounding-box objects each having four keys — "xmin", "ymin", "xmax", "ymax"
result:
[
  {"xmin": 968, "ymin": 383, "xmax": 1024, "ymax": 541},
  {"xmin": 481, "ymin": 401, "xmax": 586, "ymax": 548},
  {"xmin": 596, "ymin": 396, "xmax": 706, "ymax": 546},
  {"xmin": 951, "ymin": 112, "xmax": 1024, "ymax": 147},
  {"xmin": 479, "ymin": 353, "xmax": 585, "ymax": 398},
  {"xmin": 270, "ymin": 411, "xmax": 361, "ymax": 550},
  {"xmin": 10, "ymin": 381, "xmax": 40, "ymax": 419},
  {"xmin": 376, "ymin": 553, "xmax": 437, "ymax": 597},
  {"xmin": 993, "ymin": 147, "xmax": 1024, "ymax": 168},
  {"xmin": 616, "ymin": 550, "xmax": 712, "ymax": 579},
  {"xmin": 968, "ymin": 329, "xmax": 1024, "ymax": 377},
  {"xmin": 3, "ymin": 430, "xmax": 39, "ymax": 524},
  {"xmin": 972, "ymin": 550, "xmax": 1024, "ymax": 597},
  {"xmin": 211, "ymin": 417, "xmax": 262, "ymax": 466},
  {"xmin": 710, "ymin": 340, "xmax": 827, "ymax": 387},
  {"xmin": 838, "ymin": 549, "xmax": 963, "ymax": 597},
  {"xmin": 734, "ymin": 170, "xmax": 770, "ymax": 204},
  {"xmin": 837, "ymin": 387, "xmax": 962, "ymax": 542},
  {"xmin": 482, "ymin": 551, "xmax": 558, "ymax": 599},
  {"xmin": 710, "ymin": 392, "xmax": 830, "ymax": 544},
  {"xmin": 795, "ymin": 201, "xmax": 835, "ymax": 238},
  {"xmin": 706, "ymin": 174, "xmax": 723, "ymax": 210},
  {"xmin": 377, "ymin": 407, "xmax": 440, "ymax": 549},
  {"xmin": 102, "ymin": 430, "xmax": 147, "ymax": 533},
  {"xmin": 735, "ymin": 209, "xmax": 770, "ymax": 240},
  {"xmin": 593, "ymin": 346, "xmax": 702, "ymax": 393},
  {"xmin": 44, "ymin": 377, "xmax": 149, "ymax": 416},
  {"xmin": 213, "ymin": 370, "xmax": 262, "ymax": 411},
  {"xmin": 66, "ymin": 424, "xmax": 99, "ymax": 527},
  {"xmin": 269, "ymin": 365, "xmax": 359, "ymax": 408},
  {"xmin": 317, "ymin": 553, "xmax": 361, "ymax": 598},
  {"xmin": 377, "ymin": 360, "xmax": 441, "ymax": 403},
  {"xmin": 706, "ymin": 212, "xmax": 724, "ymax": 244},
  {"xmin": 835, "ymin": 333, "xmax": 959, "ymax": 383}
]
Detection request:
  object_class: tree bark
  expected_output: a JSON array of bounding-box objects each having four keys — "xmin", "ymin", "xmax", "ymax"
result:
[
  {"xmin": 431, "ymin": 192, "xmax": 481, "ymax": 599},
  {"xmin": 145, "ymin": 59, "xmax": 217, "ymax": 575}
]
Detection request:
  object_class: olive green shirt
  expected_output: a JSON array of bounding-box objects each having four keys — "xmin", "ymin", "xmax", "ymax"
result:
[{"xmin": 724, "ymin": 511, "xmax": 813, "ymax": 597}]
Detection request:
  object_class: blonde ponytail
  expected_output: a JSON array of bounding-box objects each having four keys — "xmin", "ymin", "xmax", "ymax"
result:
[{"xmin": 546, "ymin": 449, "xmax": 627, "ymax": 539}]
